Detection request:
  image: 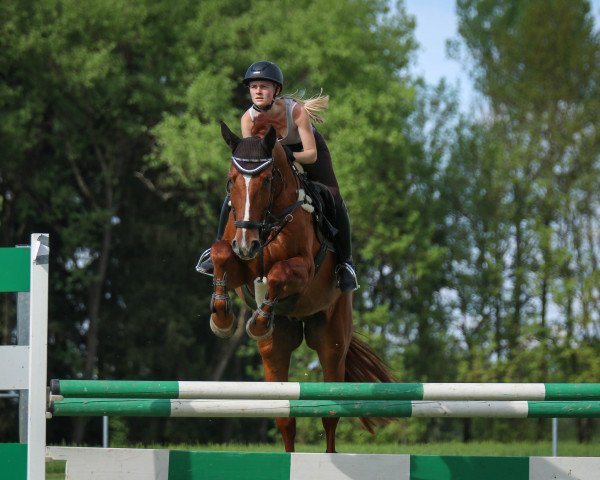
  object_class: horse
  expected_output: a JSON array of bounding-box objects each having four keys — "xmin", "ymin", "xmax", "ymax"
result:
[{"xmin": 208, "ymin": 121, "xmax": 395, "ymax": 453}]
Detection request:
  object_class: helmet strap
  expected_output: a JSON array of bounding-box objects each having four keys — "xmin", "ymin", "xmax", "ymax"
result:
[{"xmin": 252, "ymin": 102, "xmax": 274, "ymax": 112}]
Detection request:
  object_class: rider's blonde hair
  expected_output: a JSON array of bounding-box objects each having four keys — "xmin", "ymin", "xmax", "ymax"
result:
[{"xmin": 285, "ymin": 91, "xmax": 329, "ymax": 124}]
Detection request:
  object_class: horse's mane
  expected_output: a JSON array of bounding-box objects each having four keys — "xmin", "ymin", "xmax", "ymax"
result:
[{"xmin": 282, "ymin": 91, "xmax": 329, "ymax": 124}]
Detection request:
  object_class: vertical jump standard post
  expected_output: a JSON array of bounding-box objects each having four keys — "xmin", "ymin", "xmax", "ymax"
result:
[{"xmin": 0, "ymin": 234, "xmax": 49, "ymax": 480}]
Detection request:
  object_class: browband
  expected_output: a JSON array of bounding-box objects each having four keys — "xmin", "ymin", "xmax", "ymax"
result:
[{"xmin": 231, "ymin": 156, "xmax": 273, "ymax": 175}]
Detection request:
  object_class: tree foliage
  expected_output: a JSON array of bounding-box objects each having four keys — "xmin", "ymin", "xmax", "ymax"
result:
[
  {"xmin": 451, "ymin": 0, "xmax": 600, "ymax": 440},
  {"xmin": 1, "ymin": 0, "xmax": 599, "ymax": 446}
]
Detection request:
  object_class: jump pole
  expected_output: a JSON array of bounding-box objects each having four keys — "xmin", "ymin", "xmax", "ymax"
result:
[
  {"xmin": 49, "ymin": 398, "xmax": 600, "ymax": 418},
  {"xmin": 51, "ymin": 379, "xmax": 600, "ymax": 400}
]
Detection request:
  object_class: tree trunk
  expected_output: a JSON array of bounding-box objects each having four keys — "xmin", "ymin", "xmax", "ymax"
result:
[
  {"xmin": 72, "ymin": 218, "xmax": 113, "ymax": 443},
  {"xmin": 71, "ymin": 143, "xmax": 116, "ymax": 444},
  {"xmin": 462, "ymin": 418, "xmax": 472, "ymax": 443},
  {"xmin": 509, "ymin": 197, "xmax": 524, "ymax": 363}
]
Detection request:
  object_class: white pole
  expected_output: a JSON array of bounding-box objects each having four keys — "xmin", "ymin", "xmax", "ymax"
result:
[
  {"xmin": 103, "ymin": 416, "xmax": 109, "ymax": 448},
  {"xmin": 17, "ymin": 285, "xmax": 30, "ymax": 443},
  {"xmin": 27, "ymin": 234, "xmax": 49, "ymax": 480},
  {"xmin": 0, "ymin": 392, "xmax": 20, "ymax": 398}
]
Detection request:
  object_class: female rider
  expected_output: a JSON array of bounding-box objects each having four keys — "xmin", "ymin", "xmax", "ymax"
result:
[{"xmin": 197, "ymin": 61, "xmax": 358, "ymax": 292}]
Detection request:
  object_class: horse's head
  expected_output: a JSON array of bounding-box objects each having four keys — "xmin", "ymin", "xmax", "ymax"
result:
[{"xmin": 221, "ymin": 121, "xmax": 284, "ymax": 260}]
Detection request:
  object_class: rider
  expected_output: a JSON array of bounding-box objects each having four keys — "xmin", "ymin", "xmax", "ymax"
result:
[{"xmin": 197, "ymin": 61, "xmax": 358, "ymax": 292}]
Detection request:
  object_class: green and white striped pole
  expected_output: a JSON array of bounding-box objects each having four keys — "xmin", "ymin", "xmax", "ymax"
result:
[
  {"xmin": 50, "ymin": 380, "xmax": 600, "ymax": 401},
  {"xmin": 49, "ymin": 398, "xmax": 600, "ymax": 418}
]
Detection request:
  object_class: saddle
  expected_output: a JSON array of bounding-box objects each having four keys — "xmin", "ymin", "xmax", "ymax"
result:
[{"xmin": 293, "ymin": 164, "xmax": 338, "ymax": 242}]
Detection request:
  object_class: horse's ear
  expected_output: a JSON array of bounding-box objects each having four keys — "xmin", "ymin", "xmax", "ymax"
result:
[
  {"xmin": 261, "ymin": 126, "xmax": 277, "ymax": 153},
  {"xmin": 220, "ymin": 120, "xmax": 241, "ymax": 152}
]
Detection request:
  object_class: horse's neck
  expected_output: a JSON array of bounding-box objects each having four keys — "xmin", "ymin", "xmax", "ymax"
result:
[{"xmin": 251, "ymin": 105, "xmax": 287, "ymax": 139}]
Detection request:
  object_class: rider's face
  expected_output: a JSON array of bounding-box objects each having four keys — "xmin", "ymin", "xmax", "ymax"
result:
[{"xmin": 249, "ymin": 81, "xmax": 278, "ymax": 107}]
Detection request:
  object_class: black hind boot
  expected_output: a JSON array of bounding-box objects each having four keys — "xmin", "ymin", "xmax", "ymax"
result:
[
  {"xmin": 333, "ymin": 200, "xmax": 359, "ymax": 292},
  {"xmin": 196, "ymin": 194, "xmax": 230, "ymax": 276}
]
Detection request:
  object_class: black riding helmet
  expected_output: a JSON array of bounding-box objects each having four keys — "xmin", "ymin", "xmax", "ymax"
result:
[{"xmin": 243, "ymin": 61, "xmax": 284, "ymax": 93}]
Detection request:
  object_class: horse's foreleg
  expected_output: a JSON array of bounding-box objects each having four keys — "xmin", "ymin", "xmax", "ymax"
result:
[
  {"xmin": 258, "ymin": 316, "xmax": 303, "ymax": 452},
  {"xmin": 210, "ymin": 240, "xmax": 245, "ymax": 338},
  {"xmin": 246, "ymin": 257, "xmax": 311, "ymax": 340}
]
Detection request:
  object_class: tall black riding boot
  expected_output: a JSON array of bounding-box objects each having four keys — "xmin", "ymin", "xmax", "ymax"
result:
[
  {"xmin": 333, "ymin": 200, "xmax": 359, "ymax": 292},
  {"xmin": 196, "ymin": 194, "xmax": 230, "ymax": 276}
]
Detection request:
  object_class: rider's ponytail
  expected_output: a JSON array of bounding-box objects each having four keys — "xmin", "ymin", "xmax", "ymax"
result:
[{"xmin": 286, "ymin": 91, "xmax": 329, "ymax": 124}]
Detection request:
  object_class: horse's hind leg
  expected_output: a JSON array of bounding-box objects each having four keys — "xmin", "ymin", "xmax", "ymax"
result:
[
  {"xmin": 304, "ymin": 297, "xmax": 353, "ymax": 453},
  {"xmin": 257, "ymin": 315, "xmax": 303, "ymax": 452}
]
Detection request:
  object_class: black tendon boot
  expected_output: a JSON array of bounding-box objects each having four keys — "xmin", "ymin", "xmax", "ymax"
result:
[
  {"xmin": 333, "ymin": 200, "xmax": 359, "ymax": 292},
  {"xmin": 196, "ymin": 194, "xmax": 230, "ymax": 276}
]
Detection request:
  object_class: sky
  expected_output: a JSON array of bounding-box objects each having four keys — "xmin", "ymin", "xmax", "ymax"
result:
[{"xmin": 404, "ymin": 0, "xmax": 600, "ymax": 109}]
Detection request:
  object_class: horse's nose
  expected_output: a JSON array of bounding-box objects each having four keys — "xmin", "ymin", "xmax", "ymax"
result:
[
  {"xmin": 248, "ymin": 239, "xmax": 261, "ymax": 258},
  {"xmin": 231, "ymin": 238, "xmax": 260, "ymax": 259}
]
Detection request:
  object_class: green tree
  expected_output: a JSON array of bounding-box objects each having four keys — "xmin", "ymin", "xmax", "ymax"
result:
[
  {"xmin": 151, "ymin": 0, "xmax": 463, "ymax": 442},
  {"xmin": 1, "ymin": 0, "xmax": 223, "ymax": 444},
  {"xmin": 455, "ymin": 0, "xmax": 600, "ymax": 441},
  {"xmin": 3, "ymin": 0, "xmax": 443, "ymax": 446}
]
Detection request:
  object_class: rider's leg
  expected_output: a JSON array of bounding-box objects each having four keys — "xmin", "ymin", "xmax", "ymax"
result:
[
  {"xmin": 333, "ymin": 199, "xmax": 359, "ymax": 292},
  {"xmin": 196, "ymin": 194, "xmax": 230, "ymax": 276},
  {"xmin": 305, "ymin": 131, "xmax": 358, "ymax": 292}
]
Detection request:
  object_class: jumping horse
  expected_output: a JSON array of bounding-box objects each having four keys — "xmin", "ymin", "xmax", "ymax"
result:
[{"xmin": 209, "ymin": 122, "xmax": 394, "ymax": 453}]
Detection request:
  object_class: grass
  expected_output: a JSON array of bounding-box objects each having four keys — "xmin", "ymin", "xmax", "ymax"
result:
[
  {"xmin": 46, "ymin": 460, "xmax": 65, "ymax": 480},
  {"xmin": 243, "ymin": 440, "xmax": 594, "ymax": 456},
  {"xmin": 109, "ymin": 439, "xmax": 598, "ymax": 456}
]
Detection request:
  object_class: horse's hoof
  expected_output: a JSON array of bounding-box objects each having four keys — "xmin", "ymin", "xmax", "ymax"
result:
[
  {"xmin": 245, "ymin": 316, "xmax": 274, "ymax": 341},
  {"xmin": 210, "ymin": 314, "xmax": 236, "ymax": 338}
]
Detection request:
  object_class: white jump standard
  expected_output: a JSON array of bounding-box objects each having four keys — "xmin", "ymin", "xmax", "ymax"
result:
[{"xmin": 0, "ymin": 234, "xmax": 49, "ymax": 480}]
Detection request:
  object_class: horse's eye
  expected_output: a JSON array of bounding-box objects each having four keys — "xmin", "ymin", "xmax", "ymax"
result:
[
  {"xmin": 262, "ymin": 177, "xmax": 271, "ymax": 188},
  {"xmin": 226, "ymin": 179, "xmax": 233, "ymax": 193}
]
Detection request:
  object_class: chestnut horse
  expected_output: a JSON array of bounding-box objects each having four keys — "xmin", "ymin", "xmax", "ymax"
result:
[{"xmin": 209, "ymin": 121, "xmax": 394, "ymax": 453}]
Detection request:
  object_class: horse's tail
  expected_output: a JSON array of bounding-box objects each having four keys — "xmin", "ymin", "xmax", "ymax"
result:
[{"xmin": 344, "ymin": 334, "xmax": 397, "ymax": 433}]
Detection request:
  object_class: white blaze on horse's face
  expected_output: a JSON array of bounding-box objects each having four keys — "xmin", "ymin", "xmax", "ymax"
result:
[
  {"xmin": 229, "ymin": 169, "xmax": 271, "ymax": 261},
  {"xmin": 239, "ymin": 174, "xmax": 253, "ymax": 252}
]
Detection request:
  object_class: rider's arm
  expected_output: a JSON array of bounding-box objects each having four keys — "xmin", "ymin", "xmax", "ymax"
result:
[
  {"xmin": 241, "ymin": 111, "xmax": 253, "ymax": 137},
  {"xmin": 290, "ymin": 106, "xmax": 317, "ymax": 165}
]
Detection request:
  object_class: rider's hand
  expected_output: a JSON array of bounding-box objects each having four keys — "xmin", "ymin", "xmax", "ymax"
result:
[{"xmin": 282, "ymin": 144, "xmax": 295, "ymax": 163}]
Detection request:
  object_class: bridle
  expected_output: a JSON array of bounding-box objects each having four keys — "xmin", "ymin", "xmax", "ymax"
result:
[
  {"xmin": 229, "ymin": 152, "xmax": 305, "ymax": 274},
  {"xmin": 230, "ymin": 155, "xmax": 304, "ymax": 244}
]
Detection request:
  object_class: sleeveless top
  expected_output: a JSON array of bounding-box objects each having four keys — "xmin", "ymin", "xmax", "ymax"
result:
[
  {"xmin": 248, "ymin": 97, "xmax": 306, "ymax": 146},
  {"xmin": 248, "ymin": 97, "xmax": 340, "ymax": 198}
]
